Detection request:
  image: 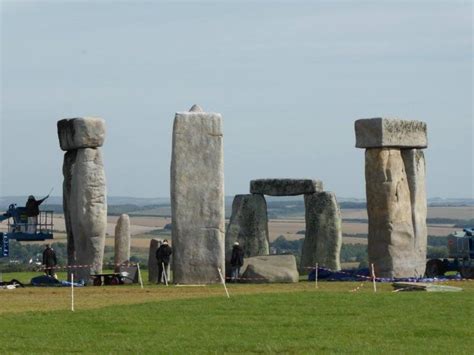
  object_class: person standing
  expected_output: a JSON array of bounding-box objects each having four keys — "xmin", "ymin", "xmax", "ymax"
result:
[
  {"xmin": 25, "ymin": 195, "xmax": 49, "ymax": 233},
  {"xmin": 230, "ymin": 242, "xmax": 244, "ymax": 282},
  {"xmin": 42, "ymin": 244, "xmax": 57, "ymax": 277},
  {"xmin": 156, "ymin": 240, "xmax": 172, "ymax": 284}
]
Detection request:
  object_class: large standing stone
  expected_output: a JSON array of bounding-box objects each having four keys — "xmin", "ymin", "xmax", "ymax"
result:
[
  {"xmin": 250, "ymin": 179, "xmax": 323, "ymax": 196},
  {"xmin": 401, "ymin": 149, "xmax": 427, "ymax": 277},
  {"xmin": 171, "ymin": 105, "xmax": 225, "ymax": 284},
  {"xmin": 241, "ymin": 255, "xmax": 299, "ymax": 283},
  {"xmin": 114, "ymin": 214, "xmax": 130, "ymax": 271},
  {"xmin": 148, "ymin": 239, "xmax": 161, "ymax": 283},
  {"xmin": 300, "ymin": 192, "xmax": 342, "ymax": 271},
  {"xmin": 365, "ymin": 149, "xmax": 416, "ymax": 278},
  {"xmin": 355, "ymin": 118, "xmax": 427, "ymax": 149},
  {"xmin": 69, "ymin": 148, "xmax": 107, "ymax": 282},
  {"xmin": 57, "ymin": 117, "xmax": 106, "ymax": 151},
  {"xmin": 225, "ymin": 194, "xmax": 269, "ymax": 267},
  {"xmin": 62, "ymin": 150, "xmax": 77, "ymax": 273}
]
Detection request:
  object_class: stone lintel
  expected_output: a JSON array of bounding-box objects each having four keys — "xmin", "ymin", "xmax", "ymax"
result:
[
  {"xmin": 355, "ymin": 118, "xmax": 427, "ymax": 149},
  {"xmin": 58, "ymin": 117, "xmax": 106, "ymax": 151},
  {"xmin": 250, "ymin": 179, "xmax": 323, "ymax": 196}
]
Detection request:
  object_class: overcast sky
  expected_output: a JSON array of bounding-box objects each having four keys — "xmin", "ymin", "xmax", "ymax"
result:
[{"xmin": 1, "ymin": 1, "xmax": 472, "ymax": 199}]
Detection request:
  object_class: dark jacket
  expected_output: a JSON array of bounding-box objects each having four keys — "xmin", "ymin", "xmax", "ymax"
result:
[
  {"xmin": 25, "ymin": 197, "xmax": 47, "ymax": 217},
  {"xmin": 156, "ymin": 244, "xmax": 172, "ymax": 264},
  {"xmin": 230, "ymin": 245, "xmax": 244, "ymax": 267},
  {"xmin": 42, "ymin": 247, "xmax": 57, "ymax": 267}
]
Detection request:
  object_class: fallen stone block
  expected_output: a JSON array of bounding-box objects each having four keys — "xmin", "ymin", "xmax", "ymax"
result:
[
  {"xmin": 355, "ymin": 118, "xmax": 427, "ymax": 149},
  {"xmin": 250, "ymin": 179, "xmax": 323, "ymax": 196},
  {"xmin": 241, "ymin": 255, "xmax": 299, "ymax": 283},
  {"xmin": 392, "ymin": 282, "xmax": 462, "ymax": 292}
]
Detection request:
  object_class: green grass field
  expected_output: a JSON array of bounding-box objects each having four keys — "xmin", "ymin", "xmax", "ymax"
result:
[{"xmin": 1, "ymin": 272, "xmax": 473, "ymax": 354}]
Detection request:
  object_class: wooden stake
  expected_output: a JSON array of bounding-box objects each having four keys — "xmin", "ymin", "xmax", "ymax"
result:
[
  {"xmin": 371, "ymin": 263, "xmax": 377, "ymax": 293},
  {"xmin": 137, "ymin": 262, "xmax": 144, "ymax": 289},
  {"xmin": 315, "ymin": 263, "xmax": 319, "ymax": 289},
  {"xmin": 71, "ymin": 273, "xmax": 75, "ymax": 312},
  {"xmin": 217, "ymin": 268, "xmax": 230, "ymax": 298}
]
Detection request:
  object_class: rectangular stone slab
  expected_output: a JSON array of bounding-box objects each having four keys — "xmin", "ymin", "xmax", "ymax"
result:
[
  {"xmin": 355, "ymin": 118, "xmax": 427, "ymax": 148},
  {"xmin": 58, "ymin": 117, "xmax": 106, "ymax": 151},
  {"xmin": 171, "ymin": 111, "xmax": 225, "ymax": 284},
  {"xmin": 250, "ymin": 179, "xmax": 323, "ymax": 196}
]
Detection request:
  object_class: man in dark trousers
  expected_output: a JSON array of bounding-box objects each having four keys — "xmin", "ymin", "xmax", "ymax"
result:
[
  {"xmin": 42, "ymin": 244, "xmax": 57, "ymax": 277},
  {"xmin": 156, "ymin": 240, "xmax": 172, "ymax": 284},
  {"xmin": 230, "ymin": 242, "xmax": 244, "ymax": 282},
  {"xmin": 25, "ymin": 194, "xmax": 49, "ymax": 233}
]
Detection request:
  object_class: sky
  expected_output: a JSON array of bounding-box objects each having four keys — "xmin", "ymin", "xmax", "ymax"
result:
[{"xmin": 1, "ymin": 0, "xmax": 472, "ymax": 199}]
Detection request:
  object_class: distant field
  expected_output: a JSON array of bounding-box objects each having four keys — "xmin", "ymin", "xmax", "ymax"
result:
[
  {"xmin": 0, "ymin": 278, "xmax": 472, "ymax": 354},
  {"xmin": 3, "ymin": 206, "xmax": 469, "ymax": 248}
]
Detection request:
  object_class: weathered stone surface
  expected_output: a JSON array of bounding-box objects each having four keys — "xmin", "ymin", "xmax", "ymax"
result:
[
  {"xmin": 250, "ymin": 179, "xmax": 323, "ymax": 196},
  {"xmin": 58, "ymin": 117, "xmax": 106, "ymax": 151},
  {"xmin": 114, "ymin": 214, "xmax": 130, "ymax": 271},
  {"xmin": 241, "ymin": 255, "xmax": 299, "ymax": 283},
  {"xmin": 365, "ymin": 148, "xmax": 416, "ymax": 278},
  {"xmin": 189, "ymin": 104, "xmax": 203, "ymax": 112},
  {"xmin": 62, "ymin": 150, "xmax": 77, "ymax": 277},
  {"xmin": 148, "ymin": 239, "xmax": 161, "ymax": 282},
  {"xmin": 355, "ymin": 118, "xmax": 427, "ymax": 149},
  {"xmin": 69, "ymin": 148, "xmax": 107, "ymax": 282},
  {"xmin": 171, "ymin": 107, "xmax": 225, "ymax": 284},
  {"xmin": 300, "ymin": 192, "xmax": 342, "ymax": 271},
  {"xmin": 225, "ymin": 194, "xmax": 269, "ymax": 271},
  {"xmin": 401, "ymin": 149, "xmax": 427, "ymax": 277}
]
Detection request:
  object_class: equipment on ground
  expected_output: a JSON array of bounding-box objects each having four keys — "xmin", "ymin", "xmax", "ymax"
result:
[
  {"xmin": 425, "ymin": 228, "xmax": 474, "ymax": 279},
  {"xmin": 91, "ymin": 266, "xmax": 139, "ymax": 286},
  {"xmin": 0, "ymin": 203, "xmax": 54, "ymax": 257}
]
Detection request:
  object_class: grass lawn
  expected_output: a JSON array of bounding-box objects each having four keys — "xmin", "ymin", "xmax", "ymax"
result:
[{"xmin": 0, "ymin": 275, "xmax": 473, "ymax": 354}]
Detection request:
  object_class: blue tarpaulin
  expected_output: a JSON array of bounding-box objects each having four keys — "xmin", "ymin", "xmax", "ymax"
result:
[
  {"xmin": 31, "ymin": 275, "xmax": 84, "ymax": 287},
  {"xmin": 307, "ymin": 267, "xmax": 462, "ymax": 283}
]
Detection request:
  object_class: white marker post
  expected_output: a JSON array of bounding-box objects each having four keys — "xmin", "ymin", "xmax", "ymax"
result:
[
  {"xmin": 217, "ymin": 268, "xmax": 230, "ymax": 298},
  {"xmin": 162, "ymin": 262, "xmax": 169, "ymax": 286},
  {"xmin": 315, "ymin": 263, "xmax": 319, "ymax": 289},
  {"xmin": 371, "ymin": 263, "xmax": 377, "ymax": 293},
  {"xmin": 71, "ymin": 273, "xmax": 75, "ymax": 312},
  {"xmin": 137, "ymin": 263, "xmax": 144, "ymax": 289}
]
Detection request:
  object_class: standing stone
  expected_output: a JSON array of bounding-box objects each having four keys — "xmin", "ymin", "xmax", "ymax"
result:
[
  {"xmin": 114, "ymin": 214, "xmax": 131, "ymax": 271},
  {"xmin": 69, "ymin": 148, "xmax": 107, "ymax": 281},
  {"xmin": 401, "ymin": 149, "xmax": 427, "ymax": 277},
  {"xmin": 355, "ymin": 117, "xmax": 428, "ymax": 278},
  {"xmin": 225, "ymin": 194, "xmax": 269, "ymax": 266},
  {"xmin": 300, "ymin": 192, "xmax": 342, "ymax": 271},
  {"xmin": 59, "ymin": 117, "xmax": 107, "ymax": 283},
  {"xmin": 365, "ymin": 149, "xmax": 415, "ymax": 278},
  {"xmin": 171, "ymin": 105, "xmax": 225, "ymax": 284},
  {"xmin": 148, "ymin": 239, "xmax": 161, "ymax": 283},
  {"xmin": 62, "ymin": 150, "xmax": 77, "ymax": 272}
]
